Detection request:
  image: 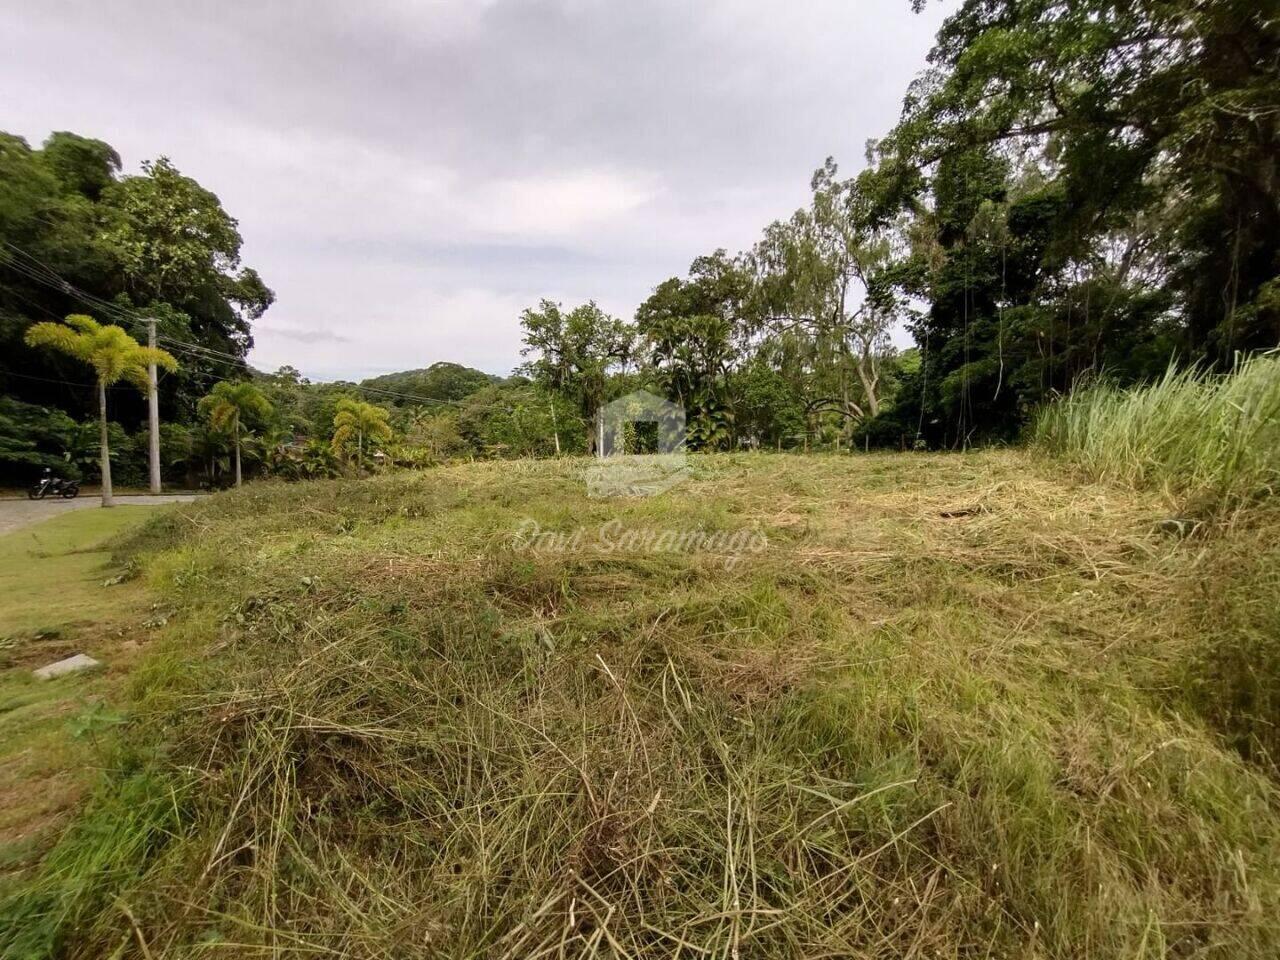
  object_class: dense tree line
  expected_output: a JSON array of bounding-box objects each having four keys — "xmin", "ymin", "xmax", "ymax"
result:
[
  {"xmin": 511, "ymin": 0, "xmax": 1279, "ymax": 450},
  {"xmin": 0, "ymin": 130, "xmax": 513, "ymax": 485}
]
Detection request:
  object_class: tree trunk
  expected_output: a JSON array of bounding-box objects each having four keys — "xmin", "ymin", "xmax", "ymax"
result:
[
  {"xmin": 358, "ymin": 428, "xmax": 364, "ymax": 469},
  {"xmin": 855, "ymin": 360, "xmax": 880, "ymax": 418},
  {"xmin": 839, "ymin": 369, "xmax": 850, "ymax": 449},
  {"xmin": 234, "ymin": 417, "xmax": 243, "ymax": 488},
  {"xmin": 98, "ymin": 381, "xmax": 114, "ymax": 508}
]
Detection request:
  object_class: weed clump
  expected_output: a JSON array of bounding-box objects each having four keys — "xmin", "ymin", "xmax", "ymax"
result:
[{"xmin": 1032, "ymin": 353, "xmax": 1280, "ymax": 516}]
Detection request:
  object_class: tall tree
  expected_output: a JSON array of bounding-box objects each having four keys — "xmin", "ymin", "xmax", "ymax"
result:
[
  {"xmin": 100, "ymin": 158, "xmax": 273, "ymax": 347},
  {"xmin": 520, "ymin": 300, "xmax": 633, "ymax": 455},
  {"xmin": 636, "ymin": 250, "xmax": 751, "ymax": 449},
  {"xmin": 748, "ymin": 159, "xmax": 902, "ymax": 440},
  {"xmin": 1, "ymin": 132, "xmax": 274, "ymax": 483},
  {"xmin": 891, "ymin": 0, "xmax": 1279, "ymax": 359},
  {"xmin": 40, "ymin": 132, "xmax": 121, "ymax": 201},
  {"xmin": 198, "ymin": 381, "xmax": 272, "ymax": 488},
  {"xmin": 24, "ymin": 315, "xmax": 176, "ymax": 506}
]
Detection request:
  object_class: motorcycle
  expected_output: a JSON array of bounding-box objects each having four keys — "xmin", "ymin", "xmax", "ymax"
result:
[{"xmin": 28, "ymin": 470, "xmax": 80, "ymax": 500}]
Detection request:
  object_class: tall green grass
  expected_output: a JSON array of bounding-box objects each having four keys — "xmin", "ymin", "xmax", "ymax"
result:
[
  {"xmin": 1032, "ymin": 353, "xmax": 1280, "ymax": 514},
  {"xmin": 0, "ymin": 772, "xmax": 189, "ymax": 959}
]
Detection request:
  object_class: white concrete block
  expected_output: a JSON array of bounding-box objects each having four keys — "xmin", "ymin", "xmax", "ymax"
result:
[{"xmin": 33, "ymin": 654, "xmax": 102, "ymax": 680}]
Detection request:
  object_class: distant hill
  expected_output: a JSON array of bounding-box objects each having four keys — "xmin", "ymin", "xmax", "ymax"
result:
[{"xmin": 360, "ymin": 362, "xmax": 501, "ymax": 405}]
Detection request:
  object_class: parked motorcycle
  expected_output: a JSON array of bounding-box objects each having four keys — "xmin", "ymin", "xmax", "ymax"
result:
[{"xmin": 27, "ymin": 469, "xmax": 80, "ymax": 500}]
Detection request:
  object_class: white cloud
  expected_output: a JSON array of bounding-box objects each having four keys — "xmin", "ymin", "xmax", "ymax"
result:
[{"xmin": 470, "ymin": 169, "xmax": 660, "ymax": 236}]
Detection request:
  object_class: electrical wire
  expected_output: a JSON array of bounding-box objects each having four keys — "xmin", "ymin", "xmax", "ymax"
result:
[
  {"xmin": 1, "ymin": 239, "xmax": 523, "ymax": 412},
  {"xmin": 1, "ymin": 369, "xmax": 114, "ymax": 390},
  {"xmin": 160, "ymin": 337, "xmax": 467, "ymax": 407},
  {"xmin": 0, "ymin": 243, "xmax": 144, "ymax": 327}
]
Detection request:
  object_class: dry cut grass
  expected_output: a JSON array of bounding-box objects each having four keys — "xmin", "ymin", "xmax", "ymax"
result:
[{"xmin": 3, "ymin": 451, "xmax": 1279, "ymax": 959}]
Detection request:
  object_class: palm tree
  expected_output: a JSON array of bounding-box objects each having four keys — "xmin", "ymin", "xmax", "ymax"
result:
[
  {"xmin": 24, "ymin": 315, "xmax": 177, "ymax": 507},
  {"xmin": 198, "ymin": 381, "xmax": 273, "ymax": 488},
  {"xmin": 331, "ymin": 398, "xmax": 393, "ymax": 469}
]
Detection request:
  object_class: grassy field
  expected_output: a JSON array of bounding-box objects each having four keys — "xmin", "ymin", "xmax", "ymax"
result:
[
  {"xmin": 0, "ymin": 507, "xmax": 163, "ymax": 874},
  {"xmin": 2, "ymin": 452, "xmax": 1279, "ymax": 958}
]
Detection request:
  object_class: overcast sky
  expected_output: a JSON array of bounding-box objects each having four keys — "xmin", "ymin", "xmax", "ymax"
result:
[{"xmin": 4, "ymin": 0, "xmax": 946, "ymax": 380}]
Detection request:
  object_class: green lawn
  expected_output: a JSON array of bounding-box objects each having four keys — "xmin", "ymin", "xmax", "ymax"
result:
[
  {"xmin": 0, "ymin": 507, "xmax": 161, "ymax": 637},
  {"xmin": 0, "ymin": 506, "xmax": 163, "ymax": 866}
]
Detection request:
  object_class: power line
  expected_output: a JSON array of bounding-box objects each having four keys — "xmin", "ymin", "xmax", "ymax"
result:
[
  {"xmin": 0, "ymin": 281, "xmax": 66, "ymax": 322},
  {"xmin": 159, "ymin": 340, "xmax": 251, "ymax": 370},
  {"xmin": 150, "ymin": 331, "xmax": 469, "ymax": 407},
  {"xmin": 0, "ymin": 242, "xmax": 145, "ymax": 328},
  {"xmin": 157, "ymin": 336, "xmax": 463, "ymax": 406},
  {"xmin": 156, "ymin": 334, "xmax": 246, "ymax": 364},
  {"xmin": 1, "ymin": 368, "xmax": 176, "ymax": 397},
  {"xmin": 335, "ymin": 381, "xmax": 463, "ymax": 407},
  {"xmin": 159, "ymin": 338, "xmax": 469, "ymax": 407},
  {"xmin": 1, "ymin": 239, "xmax": 503, "ymax": 411},
  {"xmin": 2, "ymin": 369, "xmax": 97, "ymax": 390},
  {"xmin": 0, "ymin": 241, "xmax": 138, "ymax": 323}
]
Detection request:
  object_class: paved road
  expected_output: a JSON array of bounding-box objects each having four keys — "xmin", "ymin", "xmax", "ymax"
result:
[{"xmin": 0, "ymin": 494, "xmax": 202, "ymax": 536}]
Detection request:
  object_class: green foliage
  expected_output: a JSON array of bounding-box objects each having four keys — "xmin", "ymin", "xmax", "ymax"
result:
[
  {"xmin": 859, "ymin": 0, "xmax": 1280, "ymax": 444},
  {"xmin": 100, "ymin": 157, "xmax": 271, "ymax": 335},
  {"xmin": 400, "ymin": 407, "xmax": 469, "ymax": 461},
  {"xmin": 24, "ymin": 315, "xmax": 176, "ymax": 391},
  {"xmin": 264, "ymin": 437, "xmax": 341, "ymax": 481},
  {"xmin": 5, "ymin": 5, "xmax": 1277, "ymax": 465},
  {"xmin": 1032, "ymin": 353, "xmax": 1280, "ymax": 516},
  {"xmin": 330, "ymin": 398, "xmax": 393, "ymax": 467},
  {"xmin": 38, "ymin": 132, "xmax": 120, "ymax": 201},
  {"xmin": 730, "ymin": 356, "xmax": 807, "ymax": 449},
  {"xmin": 360, "ymin": 361, "xmax": 497, "ymax": 405},
  {"xmin": 1, "ymin": 130, "xmax": 272, "ymax": 473},
  {"xmin": 0, "ymin": 398, "xmax": 79, "ymax": 477},
  {"xmin": 750, "ymin": 158, "xmax": 901, "ymax": 426},
  {"xmin": 254, "ymin": 365, "xmax": 328, "ymax": 440},
  {"xmin": 520, "ymin": 300, "xmax": 633, "ymax": 451},
  {"xmin": 197, "ymin": 381, "xmax": 273, "ymax": 486},
  {"xmin": 636, "ymin": 254, "xmax": 746, "ymax": 449},
  {"xmin": 622, "ymin": 163, "xmax": 908, "ymax": 451},
  {"xmin": 456, "ymin": 381, "xmax": 583, "ymax": 457},
  {"xmin": 197, "ymin": 381, "xmax": 272, "ymax": 436},
  {"xmin": 23, "ymin": 315, "xmax": 178, "ymax": 499}
]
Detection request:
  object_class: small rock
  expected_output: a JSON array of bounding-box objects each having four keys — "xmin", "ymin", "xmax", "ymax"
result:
[{"xmin": 33, "ymin": 654, "xmax": 102, "ymax": 680}]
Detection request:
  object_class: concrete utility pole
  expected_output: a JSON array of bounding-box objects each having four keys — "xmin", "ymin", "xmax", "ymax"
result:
[{"xmin": 143, "ymin": 318, "xmax": 161, "ymax": 494}]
